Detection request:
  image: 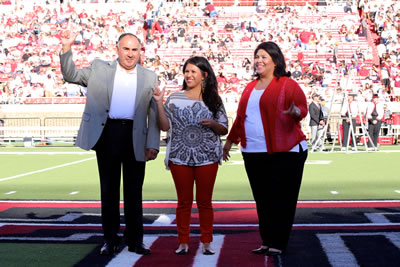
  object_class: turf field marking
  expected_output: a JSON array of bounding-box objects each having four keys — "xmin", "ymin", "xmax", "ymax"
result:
[
  {"xmin": 225, "ymin": 160, "xmax": 332, "ymax": 165},
  {"xmin": 224, "ymin": 160, "xmax": 244, "ymax": 165},
  {"xmin": 0, "ymin": 233, "xmax": 102, "ymax": 241},
  {"xmin": 0, "ymin": 213, "xmax": 169, "ymax": 223},
  {"xmin": 152, "ymin": 214, "xmax": 176, "ymax": 225},
  {"xmin": 306, "ymin": 160, "xmax": 331, "ymax": 164},
  {"xmin": 0, "ymin": 157, "xmax": 96, "ymax": 182},
  {"xmin": 0, "ymin": 152, "xmax": 95, "ymax": 155},
  {"xmin": 330, "ymin": 191, "xmax": 339, "ymax": 194},
  {"xmin": 193, "ymin": 235, "xmax": 224, "ymax": 267},
  {"xmin": 318, "ymin": 232, "xmax": 400, "ymax": 267},
  {"xmin": 395, "ymin": 190, "xmax": 400, "ymax": 194},
  {"xmin": 2, "ymin": 222, "xmax": 400, "ymax": 229},
  {"xmin": 4, "ymin": 191, "xmax": 16, "ymax": 195},
  {"xmin": 317, "ymin": 233, "xmax": 359, "ymax": 267},
  {"xmin": 106, "ymin": 236, "xmax": 158, "ymax": 267},
  {"xmin": 364, "ymin": 213, "xmax": 392, "ymax": 224},
  {"xmin": 69, "ymin": 191, "xmax": 80, "ymax": 195},
  {"xmin": 0, "ymin": 212, "xmax": 86, "ymax": 222},
  {"xmin": 1, "ymin": 200, "xmax": 400, "ymax": 208}
]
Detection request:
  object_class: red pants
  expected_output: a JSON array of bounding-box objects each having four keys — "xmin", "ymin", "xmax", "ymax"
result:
[{"xmin": 169, "ymin": 162, "xmax": 218, "ymax": 244}]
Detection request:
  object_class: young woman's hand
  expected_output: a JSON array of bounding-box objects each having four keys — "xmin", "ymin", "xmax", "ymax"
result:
[
  {"xmin": 200, "ymin": 118, "xmax": 228, "ymax": 135},
  {"xmin": 152, "ymin": 82, "xmax": 165, "ymax": 104},
  {"xmin": 200, "ymin": 118, "xmax": 216, "ymax": 128}
]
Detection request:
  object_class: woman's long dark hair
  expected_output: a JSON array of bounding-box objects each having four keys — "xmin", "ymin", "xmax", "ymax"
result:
[
  {"xmin": 253, "ymin": 41, "xmax": 291, "ymax": 80},
  {"xmin": 182, "ymin": 56, "xmax": 222, "ymax": 118}
]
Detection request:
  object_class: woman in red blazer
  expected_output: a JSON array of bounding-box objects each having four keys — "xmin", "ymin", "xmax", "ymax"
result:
[{"xmin": 223, "ymin": 42, "xmax": 308, "ymax": 256}]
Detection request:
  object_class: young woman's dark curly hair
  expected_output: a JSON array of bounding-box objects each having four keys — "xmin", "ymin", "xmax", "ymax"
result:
[
  {"xmin": 253, "ymin": 42, "xmax": 291, "ymax": 80},
  {"xmin": 182, "ymin": 56, "xmax": 222, "ymax": 118}
]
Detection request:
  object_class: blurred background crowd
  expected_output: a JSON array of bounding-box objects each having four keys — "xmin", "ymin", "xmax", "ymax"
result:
[{"xmin": 0, "ymin": 0, "xmax": 399, "ymax": 108}]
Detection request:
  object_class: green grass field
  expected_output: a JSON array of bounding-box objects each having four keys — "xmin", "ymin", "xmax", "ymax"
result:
[
  {"xmin": 1, "ymin": 145, "xmax": 400, "ymax": 201},
  {"xmin": 0, "ymin": 243, "xmax": 96, "ymax": 267}
]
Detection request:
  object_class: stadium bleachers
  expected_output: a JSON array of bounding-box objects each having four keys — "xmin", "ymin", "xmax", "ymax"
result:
[
  {"xmin": 1, "ymin": 0, "xmax": 400, "ymax": 144},
  {"xmin": 153, "ymin": 7, "xmax": 374, "ymax": 95},
  {"xmin": 0, "ymin": 0, "xmax": 398, "ymax": 107}
]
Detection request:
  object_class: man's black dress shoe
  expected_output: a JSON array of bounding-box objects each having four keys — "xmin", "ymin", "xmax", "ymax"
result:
[
  {"xmin": 128, "ymin": 243, "xmax": 151, "ymax": 255},
  {"xmin": 100, "ymin": 242, "xmax": 120, "ymax": 255},
  {"xmin": 251, "ymin": 246, "xmax": 269, "ymax": 254},
  {"xmin": 265, "ymin": 248, "xmax": 283, "ymax": 256}
]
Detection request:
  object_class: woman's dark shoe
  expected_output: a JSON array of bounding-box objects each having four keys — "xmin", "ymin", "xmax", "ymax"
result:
[
  {"xmin": 265, "ymin": 248, "xmax": 283, "ymax": 256},
  {"xmin": 202, "ymin": 243, "xmax": 215, "ymax": 255},
  {"xmin": 202, "ymin": 248, "xmax": 215, "ymax": 255},
  {"xmin": 252, "ymin": 246, "xmax": 269, "ymax": 254},
  {"xmin": 175, "ymin": 247, "xmax": 189, "ymax": 254},
  {"xmin": 175, "ymin": 244, "xmax": 189, "ymax": 255}
]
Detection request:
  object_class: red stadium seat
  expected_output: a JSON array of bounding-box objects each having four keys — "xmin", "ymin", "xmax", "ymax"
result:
[
  {"xmin": 239, "ymin": 0, "xmax": 255, "ymax": 6},
  {"xmin": 213, "ymin": 0, "xmax": 235, "ymax": 6}
]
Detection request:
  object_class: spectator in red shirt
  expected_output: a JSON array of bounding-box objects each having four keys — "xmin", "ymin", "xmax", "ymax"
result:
[
  {"xmin": 228, "ymin": 73, "xmax": 240, "ymax": 84},
  {"xmin": 10, "ymin": 60, "xmax": 17, "ymax": 74},
  {"xmin": 241, "ymin": 35, "xmax": 251, "ymax": 42},
  {"xmin": 358, "ymin": 64, "xmax": 370, "ymax": 77},
  {"xmin": 392, "ymin": 66, "xmax": 400, "ymax": 101},
  {"xmin": 309, "ymin": 28, "xmax": 317, "ymax": 44},
  {"xmin": 297, "ymin": 51, "xmax": 304, "ymax": 63},
  {"xmin": 217, "ymin": 72, "xmax": 227, "ymax": 84},
  {"xmin": 299, "ymin": 29, "xmax": 311, "ymax": 50},
  {"xmin": 107, "ymin": 9, "xmax": 115, "ymax": 17},
  {"xmin": 205, "ymin": 3, "xmax": 218, "ymax": 18},
  {"xmin": 79, "ymin": 10, "xmax": 88, "ymax": 19}
]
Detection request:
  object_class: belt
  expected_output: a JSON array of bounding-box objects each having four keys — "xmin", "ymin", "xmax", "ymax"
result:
[{"xmin": 107, "ymin": 118, "xmax": 133, "ymax": 125}]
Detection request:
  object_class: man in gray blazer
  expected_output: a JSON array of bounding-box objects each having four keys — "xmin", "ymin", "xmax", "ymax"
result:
[{"xmin": 60, "ymin": 31, "xmax": 160, "ymax": 255}]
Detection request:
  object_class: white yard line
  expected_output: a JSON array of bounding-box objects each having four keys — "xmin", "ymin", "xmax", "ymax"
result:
[
  {"xmin": 0, "ymin": 157, "xmax": 96, "ymax": 182},
  {"xmin": 151, "ymin": 214, "xmax": 176, "ymax": 225},
  {"xmin": 2, "ymin": 222, "xmax": 400, "ymax": 228},
  {"xmin": 225, "ymin": 160, "xmax": 332, "ymax": 165},
  {"xmin": 106, "ymin": 236, "xmax": 158, "ymax": 267},
  {"xmin": 0, "ymin": 200, "xmax": 399, "ymax": 204},
  {"xmin": 0, "ymin": 152, "xmax": 95, "ymax": 155},
  {"xmin": 307, "ymin": 160, "xmax": 332, "ymax": 165},
  {"xmin": 193, "ymin": 235, "xmax": 225, "ymax": 267}
]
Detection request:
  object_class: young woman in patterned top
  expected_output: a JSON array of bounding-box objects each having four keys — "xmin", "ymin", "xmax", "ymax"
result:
[{"xmin": 153, "ymin": 56, "xmax": 228, "ymax": 255}]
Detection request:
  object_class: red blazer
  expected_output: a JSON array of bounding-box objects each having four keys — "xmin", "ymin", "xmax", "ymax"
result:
[{"xmin": 227, "ymin": 77, "xmax": 308, "ymax": 153}]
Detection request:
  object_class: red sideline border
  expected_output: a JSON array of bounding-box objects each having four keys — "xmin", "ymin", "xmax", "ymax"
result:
[{"xmin": 1, "ymin": 200, "xmax": 400, "ymax": 212}]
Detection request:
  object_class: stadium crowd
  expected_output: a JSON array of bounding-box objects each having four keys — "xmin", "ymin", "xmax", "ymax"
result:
[{"xmin": 0, "ymin": 0, "xmax": 399, "ymax": 106}]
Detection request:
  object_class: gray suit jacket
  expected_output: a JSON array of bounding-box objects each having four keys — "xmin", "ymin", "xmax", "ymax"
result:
[{"xmin": 60, "ymin": 50, "xmax": 160, "ymax": 162}]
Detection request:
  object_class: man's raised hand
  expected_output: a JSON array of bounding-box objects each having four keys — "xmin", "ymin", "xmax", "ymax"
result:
[{"xmin": 61, "ymin": 30, "xmax": 79, "ymax": 53}]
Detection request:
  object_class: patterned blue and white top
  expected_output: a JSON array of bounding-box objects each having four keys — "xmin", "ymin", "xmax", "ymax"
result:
[{"xmin": 163, "ymin": 91, "xmax": 228, "ymax": 169}]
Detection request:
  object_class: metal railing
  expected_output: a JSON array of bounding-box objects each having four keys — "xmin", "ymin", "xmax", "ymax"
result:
[{"xmin": 0, "ymin": 117, "xmax": 81, "ymax": 143}]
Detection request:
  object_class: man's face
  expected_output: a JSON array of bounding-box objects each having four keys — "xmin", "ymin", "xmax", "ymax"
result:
[{"xmin": 117, "ymin": 35, "xmax": 141, "ymax": 71}]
